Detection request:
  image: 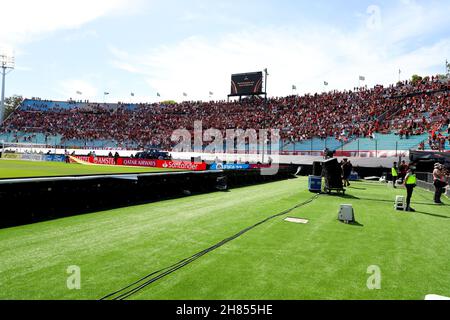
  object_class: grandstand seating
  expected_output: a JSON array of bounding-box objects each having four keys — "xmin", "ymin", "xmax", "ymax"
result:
[
  {"xmin": 282, "ymin": 138, "xmax": 344, "ymax": 152},
  {"xmin": 342, "ymin": 133, "xmax": 429, "ymax": 151},
  {"xmin": 21, "ymin": 99, "xmax": 139, "ymax": 111},
  {"xmin": 0, "ymin": 132, "xmax": 62, "ymax": 145},
  {"xmin": 1, "ymin": 76, "xmax": 449, "ymax": 153}
]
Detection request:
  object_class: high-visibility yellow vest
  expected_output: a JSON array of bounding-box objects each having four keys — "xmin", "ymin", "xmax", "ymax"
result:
[
  {"xmin": 392, "ymin": 167, "xmax": 398, "ymax": 177},
  {"xmin": 406, "ymin": 174, "xmax": 416, "ymax": 185}
]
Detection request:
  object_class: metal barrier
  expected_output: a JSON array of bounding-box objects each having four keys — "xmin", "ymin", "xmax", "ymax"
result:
[
  {"xmin": 416, "ymin": 172, "xmax": 435, "ymax": 192},
  {"xmin": 416, "ymin": 172, "xmax": 450, "ymax": 197}
]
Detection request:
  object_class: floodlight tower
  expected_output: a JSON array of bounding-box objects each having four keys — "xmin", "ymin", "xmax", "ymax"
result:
[
  {"xmin": 446, "ymin": 59, "xmax": 450, "ymax": 79},
  {"xmin": 264, "ymin": 68, "xmax": 269, "ymax": 100},
  {"xmin": 0, "ymin": 52, "xmax": 15, "ymax": 125}
]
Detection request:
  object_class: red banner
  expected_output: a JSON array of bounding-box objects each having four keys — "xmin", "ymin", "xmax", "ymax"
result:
[
  {"xmin": 120, "ymin": 158, "xmax": 157, "ymax": 167},
  {"xmin": 156, "ymin": 160, "xmax": 207, "ymax": 171},
  {"xmin": 249, "ymin": 164, "xmax": 272, "ymax": 169},
  {"xmin": 73, "ymin": 156, "xmax": 206, "ymax": 171},
  {"xmin": 333, "ymin": 150, "xmax": 409, "ymax": 158},
  {"xmin": 94, "ymin": 157, "xmax": 116, "ymax": 165},
  {"xmin": 73, "ymin": 156, "xmax": 116, "ymax": 165}
]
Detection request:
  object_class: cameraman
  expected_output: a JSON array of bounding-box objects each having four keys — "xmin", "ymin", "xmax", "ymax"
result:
[
  {"xmin": 323, "ymin": 148, "xmax": 330, "ymax": 160},
  {"xmin": 433, "ymin": 163, "xmax": 448, "ymax": 205},
  {"xmin": 399, "ymin": 160, "xmax": 408, "ymax": 184}
]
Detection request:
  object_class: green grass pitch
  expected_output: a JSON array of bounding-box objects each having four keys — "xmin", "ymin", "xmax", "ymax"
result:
[
  {"xmin": 0, "ymin": 159, "xmax": 179, "ymax": 179},
  {"xmin": 0, "ymin": 177, "xmax": 448, "ymax": 300}
]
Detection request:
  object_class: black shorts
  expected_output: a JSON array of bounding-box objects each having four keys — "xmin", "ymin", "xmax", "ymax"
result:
[{"xmin": 434, "ymin": 180, "xmax": 447, "ymax": 188}]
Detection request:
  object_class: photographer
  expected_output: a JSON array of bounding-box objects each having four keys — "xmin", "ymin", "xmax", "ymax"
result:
[
  {"xmin": 399, "ymin": 160, "xmax": 409, "ymax": 184},
  {"xmin": 341, "ymin": 158, "xmax": 352, "ymax": 187},
  {"xmin": 323, "ymin": 148, "xmax": 330, "ymax": 160},
  {"xmin": 433, "ymin": 163, "xmax": 448, "ymax": 204}
]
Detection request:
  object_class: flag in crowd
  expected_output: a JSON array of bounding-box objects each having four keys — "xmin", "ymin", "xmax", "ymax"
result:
[
  {"xmin": 292, "ymin": 85, "xmax": 297, "ymax": 90},
  {"xmin": 131, "ymin": 92, "xmax": 135, "ymax": 97},
  {"xmin": 157, "ymin": 92, "xmax": 161, "ymax": 97},
  {"xmin": 76, "ymin": 91, "xmax": 82, "ymax": 95},
  {"xmin": 209, "ymin": 91, "xmax": 214, "ymax": 96},
  {"xmin": 359, "ymin": 76, "xmax": 365, "ymax": 81},
  {"xmin": 183, "ymin": 92, "xmax": 187, "ymax": 97},
  {"xmin": 324, "ymin": 81, "xmax": 329, "ymax": 86},
  {"xmin": 104, "ymin": 92, "xmax": 110, "ymax": 95}
]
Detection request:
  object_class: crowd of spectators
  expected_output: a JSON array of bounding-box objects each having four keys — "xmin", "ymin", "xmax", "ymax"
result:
[
  {"xmin": 427, "ymin": 126, "xmax": 450, "ymax": 151},
  {"xmin": 1, "ymin": 75, "xmax": 449, "ymax": 150}
]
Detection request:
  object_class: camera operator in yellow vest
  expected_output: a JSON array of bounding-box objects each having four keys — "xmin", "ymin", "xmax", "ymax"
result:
[
  {"xmin": 403, "ymin": 166, "xmax": 417, "ymax": 212},
  {"xmin": 391, "ymin": 162, "xmax": 399, "ymax": 188}
]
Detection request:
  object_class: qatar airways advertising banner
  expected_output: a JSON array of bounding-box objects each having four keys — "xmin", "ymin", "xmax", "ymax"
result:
[
  {"xmin": 121, "ymin": 158, "xmax": 157, "ymax": 167},
  {"xmin": 121, "ymin": 158, "xmax": 207, "ymax": 171}
]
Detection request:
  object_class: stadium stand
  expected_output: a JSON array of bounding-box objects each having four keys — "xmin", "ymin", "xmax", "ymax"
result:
[
  {"xmin": 1, "ymin": 75, "xmax": 448, "ymax": 152},
  {"xmin": 342, "ymin": 133, "xmax": 429, "ymax": 151}
]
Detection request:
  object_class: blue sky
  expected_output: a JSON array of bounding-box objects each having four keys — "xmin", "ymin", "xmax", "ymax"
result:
[{"xmin": 1, "ymin": 0, "xmax": 449, "ymax": 103}]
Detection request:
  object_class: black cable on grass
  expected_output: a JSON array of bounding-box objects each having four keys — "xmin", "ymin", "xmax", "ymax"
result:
[{"xmin": 100, "ymin": 193, "xmax": 320, "ymax": 300}]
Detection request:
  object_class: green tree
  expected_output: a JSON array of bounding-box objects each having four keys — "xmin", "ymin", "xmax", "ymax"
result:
[
  {"xmin": 411, "ymin": 74, "xmax": 422, "ymax": 84},
  {"xmin": 3, "ymin": 95, "xmax": 23, "ymax": 120},
  {"xmin": 161, "ymin": 100, "xmax": 177, "ymax": 105}
]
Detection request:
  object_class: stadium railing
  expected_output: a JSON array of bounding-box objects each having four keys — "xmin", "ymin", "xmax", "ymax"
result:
[{"xmin": 415, "ymin": 172, "xmax": 449, "ymax": 198}]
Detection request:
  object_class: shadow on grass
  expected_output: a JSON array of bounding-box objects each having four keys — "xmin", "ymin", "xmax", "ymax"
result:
[
  {"xmin": 347, "ymin": 186, "xmax": 367, "ymax": 190},
  {"xmin": 354, "ymin": 196, "xmax": 440, "ymax": 207},
  {"xmin": 323, "ymin": 193, "xmax": 360, "ymax": 200},
  {"xmin": 414, "ymin": 211, "xmax": 450, "ymax": 219},
  {"xmin": 320, "ymin": 187, "xmax": 449, "ymax": 220},
  {"xmin": 412, "ymin": 201, "xmax": 450, "ymax": 206},
  {"xmin": 354, "ymin": 182, "xmax": 391, "ymax": 188},
  {"xmin": 350, "ymin": 221, "xmax": 364, "ymax": 227},
  {"xmin": 339, "ymin": 220, "xmax": 364, "ymax": 227}
]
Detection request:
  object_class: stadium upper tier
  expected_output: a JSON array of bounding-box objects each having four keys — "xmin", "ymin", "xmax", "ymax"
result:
[{"xmin": 1, "ymin": 76, "xmax": 449, "ymax": 152}]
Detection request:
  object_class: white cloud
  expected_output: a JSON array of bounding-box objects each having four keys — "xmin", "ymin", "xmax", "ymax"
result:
[
  {"xmin": 110, "ymin": 0, "xmax": 450, "ymax": 102},
  {"xmin": 374, "ymin": 0, "xmax": 450, "ymax": 45},
  {"xmin": 0, "ymin": 0, "xmax": 136, "ymax": 48}
]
